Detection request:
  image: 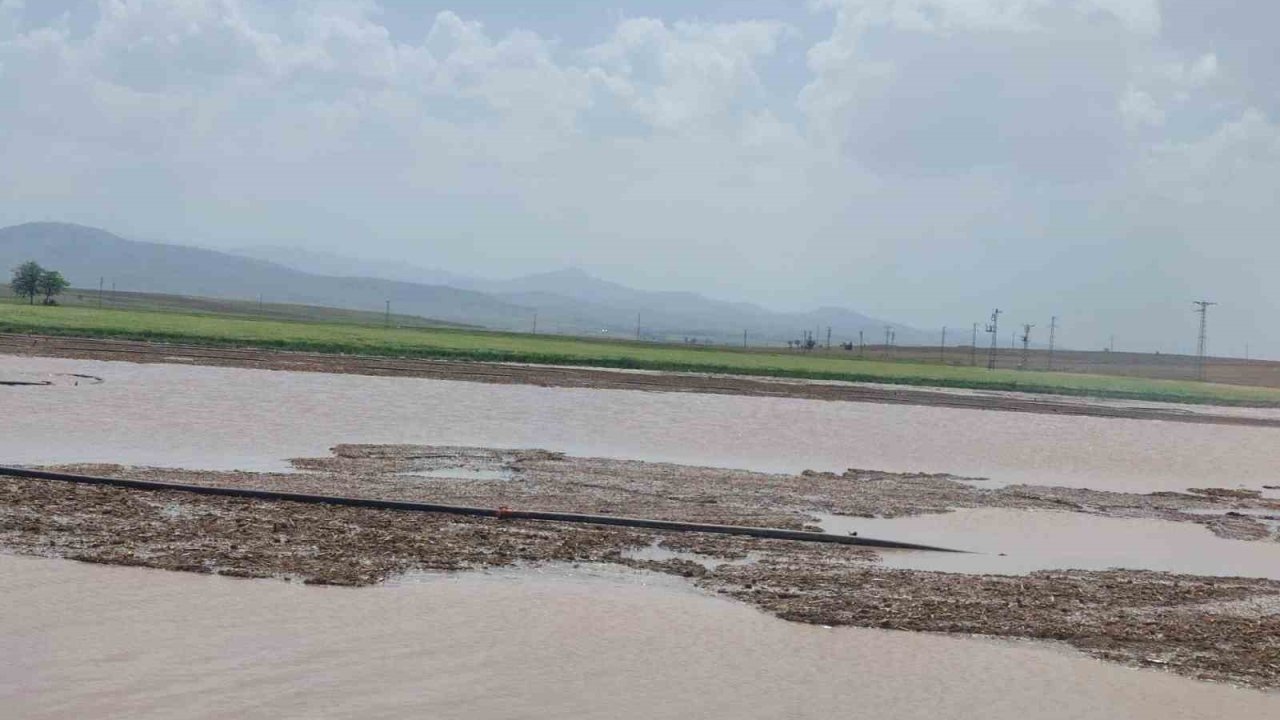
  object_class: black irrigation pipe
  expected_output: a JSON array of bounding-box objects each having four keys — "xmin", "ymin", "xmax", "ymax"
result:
[{"xmin": 0, "ymin": 465, "xmax": 968, "ymax": 553}]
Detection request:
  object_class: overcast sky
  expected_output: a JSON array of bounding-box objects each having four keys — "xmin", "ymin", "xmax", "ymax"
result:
[{"xmin": 2, "ymin": 1, "xmax": 1277, "ymax": 356}]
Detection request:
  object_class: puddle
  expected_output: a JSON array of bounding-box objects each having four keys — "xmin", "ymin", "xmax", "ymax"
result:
[
  {"xmin": 815, "ymin": 508, "xmax": 1280, "ymax": 579},
  {"xmin": 1179, "ymin": 508, "xmax": 1280, "ymax": 518},
  {"xmin": 6, "ymin": 554, "xmax": 1277, "ymax": 719},
  {"xmin": 621, "ymin": 540, "xmax": 759, "ymax": 571},
  {"xmin": 397, "ymin": 468, "xmax": 514, "ymax": 482}
]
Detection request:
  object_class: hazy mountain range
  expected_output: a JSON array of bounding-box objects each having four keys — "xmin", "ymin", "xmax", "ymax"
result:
[{"xmin": 3, "ymin": 222, "xmax": 929, "ymax": 346}]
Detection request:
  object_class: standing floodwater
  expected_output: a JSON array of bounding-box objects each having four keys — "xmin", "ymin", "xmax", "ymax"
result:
[
  {"xmin": 3, "ymin": 555, "xmax": 1278, "ymax": 719},
  {"xmin": 1, "ymin": 355, "xmax": 1277, "ymax": 493}
]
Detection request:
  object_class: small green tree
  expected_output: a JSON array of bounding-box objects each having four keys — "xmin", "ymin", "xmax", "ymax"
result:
[
  {"xmin": 37, "ymin": 270, "xmax": 69, "ymax": 304},
  {"xmin": 10, "ymin": 261, "xmax": 43, "ymax": 304}
]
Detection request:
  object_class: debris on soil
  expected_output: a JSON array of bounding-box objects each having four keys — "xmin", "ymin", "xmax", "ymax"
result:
[
  {"xmin": 3, "ymin": 444, "xmax": 1280, "ymax": 689},
  {"xmin": 704, "ymin": 565, "xmax": 1280, "ymax": 690},
  {"xmin": 56, "ymin": 444, "xmax": 1278, "ymax": 542}
]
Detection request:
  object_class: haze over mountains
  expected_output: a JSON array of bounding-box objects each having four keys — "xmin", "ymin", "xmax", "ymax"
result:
[{"xmin": 3, "ymin": 222, "xmax": 925, "ymax": 346}]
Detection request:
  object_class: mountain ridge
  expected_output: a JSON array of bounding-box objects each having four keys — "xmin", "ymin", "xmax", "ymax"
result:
[{"xmin": 3, "ymin": 222, "xmax": 927, "ymax": 345}]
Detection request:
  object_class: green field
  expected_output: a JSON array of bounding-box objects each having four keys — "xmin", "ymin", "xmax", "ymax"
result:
[
  {"xmin": 0, "ymin": 285, "xmax": 472, "ymax": 329},
  {"xmin": 3, "ymin": 300, "xmax": 1280, "ymax": 406}
]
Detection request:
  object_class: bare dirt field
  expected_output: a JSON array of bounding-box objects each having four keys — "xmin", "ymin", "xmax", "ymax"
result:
[
  {"xmin": 805, "ymin": 344, "xmax": 1280, "ymax": 389},
  {"xmin": 4, "ymin": 445, "xmax": 1279, "ymax": 689}
]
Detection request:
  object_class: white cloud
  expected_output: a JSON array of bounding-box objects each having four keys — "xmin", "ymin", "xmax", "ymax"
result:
[
  {"xmin": 1077, "ymin": 0, "xmax": 1160, "ymax": 36},
  {"xmin": 585, "ymin": 17, "xmax": 792, "ymax": 130},
  {"xmin": 1119, "ymin": 52, "xmax": 1222, "ymax": 134},
  {"xmin": 0, "ymin": 0, "xmax": 22, "ymax": 39},
  {"xmin": 1140, "ymin": 109, "xmax": 1280, "ymax": 205},
  {"xmin": 809, "ymin": 0, "xmax": 1052, "ymax": 35},
  {"xmin": 1, "ymin": 1, "xmax": 1279, "ymax": 354},
  {"xmin": 1119, "ymin": 87, "xmax": 1164, "ymax": 129}
]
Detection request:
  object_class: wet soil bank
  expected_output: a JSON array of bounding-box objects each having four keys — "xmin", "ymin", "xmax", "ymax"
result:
[
  {"xmin": 4, "ymin": 333, "xmax": 1279, "ymax": 425},
  {"xmin": 3, "ymin": 445, "xmax": 1279, "ymax": 689}
]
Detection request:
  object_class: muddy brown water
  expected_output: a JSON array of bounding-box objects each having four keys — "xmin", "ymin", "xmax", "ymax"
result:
[
  {"xmin": 817, "ymin": 509, "xmax": 1280, "ymax": 578},
  {"xmin": 3, "ymin": 554, "xmax": 1277, "ymax": 719},
  {"xmin": 2, "ymin": 356, "xmax": 1278, "ymax": 493}
]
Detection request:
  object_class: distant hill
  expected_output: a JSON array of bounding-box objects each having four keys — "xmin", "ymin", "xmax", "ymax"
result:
[
  {"xmin": 3, "ymin": 223, "xmax": 926, "ymax": 345},
  {"xmin": 470, "ymin": 267, "xmax": 925, "ymax": 345},
  {"xmin": 233, "ymin": 247, "xmax": 928, "ymax": 345},
  {"xmin": 230, "ymin": 245, "xmax": 476, "ymax": 289},
  {"xmin": 0, "ymin": 223, "xmax": 532, "ymax": 329}
]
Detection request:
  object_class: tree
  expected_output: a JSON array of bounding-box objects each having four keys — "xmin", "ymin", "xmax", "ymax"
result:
[
  {"xmin": 37, "ymin": 270, "xmax": 69, "ymax": 304},
  {"xmin": 10, "ymin": 261, "xmax": 43, "ymax": 305}
]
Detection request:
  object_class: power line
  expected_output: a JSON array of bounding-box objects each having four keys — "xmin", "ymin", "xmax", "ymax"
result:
[
  {"xmin": 985, "ymin": 309, "xmax": 1001, "ymax": 370},
  {"xmin": 1193, "ymin": 300, "xmax": 1216, "ymax": 381},
  {"xmin": 1047, "ymin": 316, "xmax": 1058, "ymax": 371}
]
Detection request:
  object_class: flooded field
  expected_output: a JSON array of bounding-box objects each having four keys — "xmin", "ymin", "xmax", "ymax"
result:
[
  {"xmin": 4, "ymin": 351, "xmax": 1280, "ymax": 710},
  {"xmin": 4, "ymin": 554, "xmax": 1277, "ymax": 719},
  {"xmin": 2, "ymin": 355, "xmax": 1278, "ymax": 493}
]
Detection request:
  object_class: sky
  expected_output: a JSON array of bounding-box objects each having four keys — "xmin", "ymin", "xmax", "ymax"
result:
[{"xmin": 1, "ymin": 1, "xmax": 1277, "ymax": 356}]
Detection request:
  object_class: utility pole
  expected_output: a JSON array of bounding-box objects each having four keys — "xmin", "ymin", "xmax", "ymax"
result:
[
  {"xmin": 743, "ymin": 329, "xmax": 747, "ymax": 349},
  {"xmin": 826, "ymin": 326, "xmax": 831, "ymax": 350},
  {"xmin": 98, "ymin": 277, "xmax": 104, "ymax": 309},
  {"xmin": 970, "ymin": 323, "xmax": 978, "ymax": 366},
  {"xmin": 859, "ymin": 330, "xmax": 864, "ymax": 358},
  {"xmin": 985, "ymin": 309, "xmax": 1001, "ymax": 370},
  {"xmin": 1193, "ymin": 300, "xmax": 1216, "ymax": 381},
  {"xmin": 258, "ymin": 294, "xmax": 264, "ymax": 315},
  {"xmin": 1019, "ymin": 323, "xmax": 1034, "ymax": 370},
  {"xmin": 532, "ymin": 311, "xmax": 538, "ymax": 334},
  {"xmin": 636, "ymin": 312, "xmax": 641, "ymax": 342},
  {"xmin": 1047, "ymin": 316, "xmax": 1057, "ymax": 371},
  {"xmin": 940, "ymin": 326, "xmax": 947, "ymax": 363},
  {"xmin": 384, "ymin": 300, "xmax": 391, "ymax": 328},
  {"xmin": 884, "ymin": 326, "xmax": 892, "ymax": 357}
]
